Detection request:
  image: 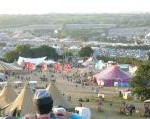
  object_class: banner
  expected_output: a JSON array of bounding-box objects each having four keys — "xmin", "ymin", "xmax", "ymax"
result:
[
  {"xmin": 64, "ymin": 64, "xmax": 71, "ymax": 73},
  {"xmin": 41, "ymin": 63, "xmax": 48, "ymax": 71},
  {"xmin": 23, "ymin": 62, "xmax": 36, "ymax": 71},
  {"xmin": 54, "ymin": 64, "xmax": 62, "ymax": 72}
]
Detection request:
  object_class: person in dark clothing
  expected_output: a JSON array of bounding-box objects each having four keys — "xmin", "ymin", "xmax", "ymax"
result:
[{"xmin": 24, "ymin": 89, "xmax": 82, "ymax": 119}]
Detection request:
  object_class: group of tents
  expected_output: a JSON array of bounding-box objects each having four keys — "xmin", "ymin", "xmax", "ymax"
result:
[
  {"xmin": 80, "ymin": 57, "xmax": 133, "ymax": 87},
  {"xmin": 0, "ymin": 57, "xmax": 56, "ymax": 80},
  {"xmin": 0, "ymin": 81, "xmax": 70, "ymax": 116}
]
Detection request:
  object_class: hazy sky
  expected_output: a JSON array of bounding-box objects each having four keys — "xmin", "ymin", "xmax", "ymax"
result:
[{"xmin": 0, "ymin": 0, "xmax": 150, "ymax": 14}]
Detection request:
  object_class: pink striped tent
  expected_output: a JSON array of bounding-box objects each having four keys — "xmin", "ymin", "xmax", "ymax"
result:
[{"xmin": 93, "ymin": 65, "xmax": 132, "ymax": 87}]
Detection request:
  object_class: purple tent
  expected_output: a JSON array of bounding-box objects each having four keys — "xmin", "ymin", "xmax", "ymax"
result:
[{"xmin": 93, "ymin": 65, "xmax": 132, "ymax": 87}]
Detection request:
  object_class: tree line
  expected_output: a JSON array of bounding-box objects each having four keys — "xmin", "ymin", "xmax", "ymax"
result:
[
  {"xmin": 3, "ymin": 45, "xmax": 147, "ymax": 66},
  {"xmin": 2, "ymin": 45, "xmax": 59, "ymax": 63}
]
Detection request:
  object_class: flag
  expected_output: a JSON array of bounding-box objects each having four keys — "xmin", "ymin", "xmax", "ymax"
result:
[
  {"xmin": 41, "ymin": 63, "xmax": 48, "ymax": 71},
  {"xmin": 64, "ymin": 64, "xmax": 71, "ymax": 73},
  {"xmin": 54, "ymin": 63, "xmax": 62, "ymax": 72},
  {"xmin": 23, "ymin": 62, "xmax": 36, "ymax": 71}
]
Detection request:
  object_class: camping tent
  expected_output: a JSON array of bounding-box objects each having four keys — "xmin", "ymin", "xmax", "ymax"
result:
[
  {"xmin": 93, "ymin": 65, "xmax": 132, "ymax": 87},
  {"xmin": 4, "ymin": 83, "xmax": 35, "ymax": 115},
  {"xmin": 0, "ymin": 82, "xmax": 17, "ymax": 108},
  {"xmin": 46, "ymin": 82, "xmax": 70, "ymax": 108}
]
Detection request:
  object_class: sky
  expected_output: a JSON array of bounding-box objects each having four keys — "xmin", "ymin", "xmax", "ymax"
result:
[{"xmin": 0, "ymin": 0, "xmax": 150, "ymax": 14}]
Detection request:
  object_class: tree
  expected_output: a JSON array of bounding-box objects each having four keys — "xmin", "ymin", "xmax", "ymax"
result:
[
  {"xmin": 131, "ymin": 62, "xmax": 150, "ymax": 99},
  {"xmin": 31, "ymin": 45, "xmax": 58, "ymax": 60},
  {"xmin": 2, "ymin": 45, "xmax": 59, "ymax": 62},
  {"xmin": 78, "ymin": 46, "xmax": 93, "ymax": 57},
  {"xmin": 16, "ymin": 45, "xmax": 32, "ymax": 57},
  {"xmin": 3, "ymin": 51, "xmax": 18, "ymax": 63},
  {"xmin": 64, "ymin": 50, "xmax": 73, "ymax": 57}
]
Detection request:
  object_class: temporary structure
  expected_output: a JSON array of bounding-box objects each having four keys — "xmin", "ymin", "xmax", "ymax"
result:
[
  {"xmin": 0, "ymin": 82, "xmax": 17, "ymax": 108},
  {"xmin": 0, "ymin": 61, "xmax": 22, "ymax": 71},
  {"xmin": 93, "ymin": 65, "xmax": 132, "ymax": 87},
  {"xmin": 0, "ymin": 72, "xmax": 5, "ymax": 80},
  {"xmin": 4, "ymin": 83, "xmax": 35, "ymax": 115},
  {"xmin": 17, "ymin": 56, "xmax": 46, "ymax": 66},
  {"xmin": 144, "ymin": 99, "xmax": 150, "ymax": 103},
  {"xmin": 42, "ymin": 60, "xmax": 56, "ymax": 65},
  {"xmin": 46, "ymin": 82, "xmax": 70, "ymax": 108},
  {"xmin": 82, "ymin": 57, "xmax": 93, "ymax": 67}
]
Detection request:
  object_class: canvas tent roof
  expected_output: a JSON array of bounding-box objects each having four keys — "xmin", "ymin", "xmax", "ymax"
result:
[
  {"xmin": 82, "ymin": 57, "xmax": 93, "ymax": 67},
  {"xmin": 17, "ymin": 56, "xmax": 46, "ymax": 66},
  {"xmin": 43, "ymin": 60, "xmax": 56, "ymax": 65},
  {"xmin": 46, "ymin": 82, "xmax": 70, "ymax": 108},
  {"xmin": 0, "ymin": 61, "xmax": 22, "ymax": 71},
  {"xmin": 0, "ymin": 82, "xmax": 17, "ymax": 108},
  {"xmin": 4, "ymin": 84, "xmax": 35, "ymax": 115},
  {"xmin": 144, "ymin": 99, "xmax": 150, "ymax": 103},
  {"xmin": 93, "ymin": 65, "xmax": 132, "ymax": 81}
]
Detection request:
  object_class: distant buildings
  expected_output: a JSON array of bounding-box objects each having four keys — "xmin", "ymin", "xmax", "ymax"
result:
[{"xmin": 92, "ymin": 47, "xmax": 148, "ymax": 60}]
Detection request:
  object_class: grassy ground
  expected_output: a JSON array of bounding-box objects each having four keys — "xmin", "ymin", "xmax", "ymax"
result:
[
  {"xmin": 52, "ymin": 72, "xmax": 145, "ymax": 119},
  {"xmin": 5, "ymin": 71, "xmax": 146, "ymax": 119}
]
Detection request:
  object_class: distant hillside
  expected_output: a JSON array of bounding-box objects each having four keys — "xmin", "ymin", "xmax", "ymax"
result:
[{"xmin": 1, "ymin": 14, "xmax": 150, "ymax": 28}]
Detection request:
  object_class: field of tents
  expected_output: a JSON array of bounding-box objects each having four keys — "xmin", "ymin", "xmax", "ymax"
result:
[{"xmin": 0, "ymin": 56, "xmax": 149, "ymax": 119}]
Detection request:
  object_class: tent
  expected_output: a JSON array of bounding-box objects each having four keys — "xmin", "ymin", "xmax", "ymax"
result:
[
  {"xmin": 95, "ymin": 60, "xmax": 106, "ymax": 70},
  {"xmin": 0, "ymin": 72, "xmax": 5, "ymax": 80},
  {"xmin": 0, "ymin": 61, "xmax": 22, "ymax": 71},
  {"xmin": 0, "ymin": 82, "xmax": 7, "ymax": 87},
  {"xmin": 46, "ymin": 82, "xmax": 70, "ymax": 108},
  {"xmin": 43, "ymin": 60, "xmax": 56, "ymax": 65},
  {"xmin": 93, "ymin": 65, "xmax": 132, "ymax": 87},
  {"xmin": 0, "ymin": 82, "xmax": 17, "ymax": 108},
  {"xmin": 144, "ymin": 99, "xmax": 150, "ymax": 103},
  {"xmin": 119, "ymin": 64, "xmax": 129, "ymax": 72},
  {"xmin": 17, "ymin": 56, "xmax": 46, "ymax": 66},
  {"xmin": 0, "ymin": 33, "xmax": 10, "ymax": 40},
  {"xmin": 4, "ymin": 83, "xmax": 35, "ymax": 115},
  {"xmin": 82, "ymin": 57, "xmax": 93, "ymax": 67}
]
